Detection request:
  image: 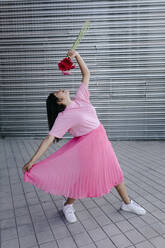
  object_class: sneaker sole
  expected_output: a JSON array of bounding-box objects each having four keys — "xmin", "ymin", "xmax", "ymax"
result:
[
  {"xmin": 120, "ymin": 207, "xmax": 146, "ymax": 215},
  {"xmin": 67, "ymin": 219, "xmax": 77, "ymax": 223},
  {"xmin": 63, "ymin": 213, "xmax": 77, "ymax": 223}
]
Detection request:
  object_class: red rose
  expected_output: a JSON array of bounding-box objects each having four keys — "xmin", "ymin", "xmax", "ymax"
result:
[{"xmin": 58, "ymin": 57, "xmax": 76, "ymax": 75}]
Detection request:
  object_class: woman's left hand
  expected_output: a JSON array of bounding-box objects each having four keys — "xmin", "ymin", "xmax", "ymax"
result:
[
  {"xmin": 67, "ymin": 49, "xmax": 78, "ymax": 59},
  {"xmin": 22, "ymin": 162, "xmax": 34, "ymax": 174}
]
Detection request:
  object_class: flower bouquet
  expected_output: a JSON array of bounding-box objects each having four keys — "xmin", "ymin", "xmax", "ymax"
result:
[{"xmin": 58, "ymin": 20, "xmax": 90, "ymax": 75}]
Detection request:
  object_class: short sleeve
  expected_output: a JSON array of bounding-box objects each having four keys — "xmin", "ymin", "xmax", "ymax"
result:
[
  {"xmin": 48, "ymin": 112, "xmax": 72, "ymax": 138},
  {"xmin": 74, "ymin": 82, "xmax": 90, "ymax": 103}
]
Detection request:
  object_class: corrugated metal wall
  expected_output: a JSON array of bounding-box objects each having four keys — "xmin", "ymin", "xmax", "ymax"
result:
[{"xmin": 0, "ymin": 0, "xmax": 165, "ymax": 140}]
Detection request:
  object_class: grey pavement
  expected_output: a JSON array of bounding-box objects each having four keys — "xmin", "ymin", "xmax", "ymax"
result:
[{"xmin": 0, "ymin": 138, "xmax": 165, "ymax": 248}]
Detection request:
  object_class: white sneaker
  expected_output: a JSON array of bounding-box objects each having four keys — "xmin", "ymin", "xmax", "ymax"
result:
[
  {"xmin": 62, "ymin": 200, "xmax": 76, "ymax": 212},
  {"xmin": 62, "ymin": 202, "xmax": 77, "ymax": 223},
  {"xmin": 120, "ymin": 200, "xmax": 146, "ymax": 215}
]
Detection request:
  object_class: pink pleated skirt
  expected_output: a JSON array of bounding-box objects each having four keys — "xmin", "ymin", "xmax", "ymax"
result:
[{"xmin": 24, "ymin": 123, "xmax": 124, "ymax": 199}]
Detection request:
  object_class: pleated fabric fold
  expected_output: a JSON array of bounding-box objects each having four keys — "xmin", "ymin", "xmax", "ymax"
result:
[{"xmin": 24, "ymin": 123, "xmax": 124, "ymax": 199}]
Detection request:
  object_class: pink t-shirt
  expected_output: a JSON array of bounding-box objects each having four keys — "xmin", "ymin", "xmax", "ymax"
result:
[{"xmin": 48, "ymin": 82, "xmax": 100, "ymax": 138}]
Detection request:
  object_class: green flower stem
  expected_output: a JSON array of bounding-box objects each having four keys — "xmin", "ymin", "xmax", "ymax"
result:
[{"xmin": 71, "ymin": 20, "xmax": 90, "ymax": 50}]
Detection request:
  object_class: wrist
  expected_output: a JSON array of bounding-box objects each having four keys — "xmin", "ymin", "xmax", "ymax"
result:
[
  {"xmin": 29, "ymin": 161, "xmax": 34, "ymax": 166},
  {"xmin": 75, "ymin": 51, "xmax": 80, "ymax": 58}
]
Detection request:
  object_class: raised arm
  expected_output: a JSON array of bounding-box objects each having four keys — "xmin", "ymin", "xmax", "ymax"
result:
[{"xmin": 67, "ymin": 49, "xmax": 90, "ymax": 87}]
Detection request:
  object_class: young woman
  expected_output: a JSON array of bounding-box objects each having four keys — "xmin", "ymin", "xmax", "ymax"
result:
[{"xmin": 23, "ymin": 49, "xmax": 146, "ymax": 223}]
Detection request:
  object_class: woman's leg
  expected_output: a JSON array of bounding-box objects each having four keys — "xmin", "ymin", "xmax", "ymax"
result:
[
  {"xmin": 114, "ymin": 181, "xmax": 147, "ymax": 215},
  {"xmin": 64, "ymin": 197, "xmax": 76, "ymax": 205},
  {"xmin": 114, "ymin": 181, "xmax": 131, "ymax": 204}
]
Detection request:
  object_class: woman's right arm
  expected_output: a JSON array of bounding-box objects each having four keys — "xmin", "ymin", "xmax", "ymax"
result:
[
  {"xmin": 67, "ymin": 50, "xmax": 90, "ymax": 87},
  {"xmin": 22, "ymin": 135, "xmax": 55, "ymax": 173}
]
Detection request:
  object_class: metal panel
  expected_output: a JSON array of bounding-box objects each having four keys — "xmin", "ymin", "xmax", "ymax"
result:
[{"xmin": 0, "ymin": 0, "xmax": 165, "ymax": 140}]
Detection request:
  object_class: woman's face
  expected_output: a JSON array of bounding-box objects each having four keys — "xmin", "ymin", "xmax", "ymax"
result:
[{"xmin": 54, "ymin": 89, "xmax": 70, "ymax": 104}]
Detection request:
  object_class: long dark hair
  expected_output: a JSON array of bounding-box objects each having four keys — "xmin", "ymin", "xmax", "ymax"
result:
[{"xmin": 46, "ymin": 93, "xmax": 66, "ymax": 143}]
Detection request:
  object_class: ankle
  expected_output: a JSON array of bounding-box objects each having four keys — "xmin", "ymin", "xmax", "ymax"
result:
[
  {"xmin": 124, "ymin": 199, "xmax": 131, "ymax": 205},
  {"xmin": 64, "ymin": 201, "xmax": 73, "ymax": 206}
]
